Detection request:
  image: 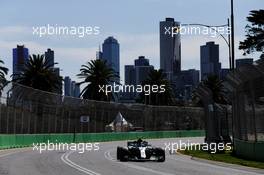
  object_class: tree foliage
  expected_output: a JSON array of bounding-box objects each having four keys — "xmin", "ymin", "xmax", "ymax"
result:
[
  {"xmin": 202, "ymin": 75, "xmax": 226, "ymax": 104},
  {"xmin": 139, "ymin": 69, "xmax": 174, "ymax": 105},
  {"xmin": 239, "ymin": 9, "xmax": 264, "ymax": 57},
  {"xmin": 0, "ymin": 59, "xmax": 8, "ymax": 90},
  {"xmin": 13, "ymin": 54, "xmax": 62, "ymax": 93},
  {"xmin": 77, "ymin": 59, "xmax": 118, "ymax": 101}
]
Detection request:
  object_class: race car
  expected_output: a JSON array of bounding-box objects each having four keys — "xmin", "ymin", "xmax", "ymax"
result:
[{"xmin": 117, "ymin": 139, "xmax": 165, "ymax": 162}]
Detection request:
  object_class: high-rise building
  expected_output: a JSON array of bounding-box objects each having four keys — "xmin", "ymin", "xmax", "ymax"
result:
[
  {"xmin": 135, "ymin": 56, "xmax": 149, "ymax": 66},
  {"xmin": 160, "ymin": 18, "xmax": 181, "ymax": 80},
  {"xmin": 173, "ymin": 69, "xmax": 199, "ymax": 100},
  {"xmin": 200, "ymin": 41, "xmax": 221, "ymax": 80},
  {"xmin": 219, "ymin": 68, "xmax": 230, "ymax": 80},
  {"xmin": 123, "ymin": 56, "xmax": 154, "ymax": 101},
  {"xmin": 44, "ymin": 48, "xmax": 62, "ymax": 94},
  {"xmin": 64, "ymin": 76, "xmax": 72, "ymax": 96},
  {"xmin": 135, "ymin": 66, "xmax": 154, "ymax": 85},
  {"xmin": 125, "ymin": 65, "xmax": 136, "ymax": 85},
  {"xmin": 102, "ymin": 36, "xmax": 120, "ymax": 79},
  {"xmin": 64, "ymin": 77, "xmax": 80, "ymax": 97},
  {"xmin": 236, "ymin": 58, "xmax": 253, "ymax": 68},
  {"xmin": 54, "ymin": 67, "xmax": 62, "ymax": 94},
  {"xmin": 134, "ymin": 56, "xmax": 153, "ymax": 85},
  {"xmin": 71, "ymin": 81, "xmax": 75, "ymax": 96},
  {"xmin": 12, "ymin": 45, "xmax": 29, "ymax": 79},
  {"xmin": 73, "ymin": 84, "xmax": 80, "ymax": 97},
  {"xmin": 71, "ymin": 81, "xmax": 80, "ymax": 97},
  {"xmin": 45, "ymin": 48, "xmax": 54, "ymax": 67},
  {"xmin": 125, "ymin": 56, "xmax": 154, "ymax": 86},
  {"xmin": 96, "ymin": 45, "xmax": 103, "ymax": 60}
]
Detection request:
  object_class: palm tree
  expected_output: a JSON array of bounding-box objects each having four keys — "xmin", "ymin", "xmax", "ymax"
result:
[
  {"xmin": 201, "ymin": 75, "xmax": 226, "ymax": 104},
  {"xmin": 77, "ymin": 59, "xmax": 118, "ymax": 101},
  {"xmin": 12, "ymin": 54, "xmax": 62, "ymax": 93},
  {"xmin": 239, "ymin": 9, "xmax": 264, "ymax": 57},
  {"xmin": 0, "ymin": 59, "xmax": 9, "ymax": 90},
  {"xmin": 139, "ymin": 69, "xmax": 174, "ymax": 105}
]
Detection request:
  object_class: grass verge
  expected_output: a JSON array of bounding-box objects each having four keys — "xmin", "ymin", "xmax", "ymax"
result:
[{"xmin": 179, "ymin": 148, "xmax": 264, "ymax": 169}]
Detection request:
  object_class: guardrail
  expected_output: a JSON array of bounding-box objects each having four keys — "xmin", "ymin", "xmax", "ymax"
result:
[{"xmin": 0, "ymin": 130, "xmax": 205, "ymax": 149}]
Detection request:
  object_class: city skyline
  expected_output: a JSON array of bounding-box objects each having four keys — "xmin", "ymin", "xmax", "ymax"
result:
[
  {"xmin": 0, "ymin": 1, "xmax": 263, "ymax": 172},
  {"xmin": 0, "ymin": 0, "xmax": 262, "ymax": 83}
]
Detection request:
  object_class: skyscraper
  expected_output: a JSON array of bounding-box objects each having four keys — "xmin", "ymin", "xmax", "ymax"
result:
[
  {"xmin": 64, "ymin": 77, "xmax": 80, "ymax": 97},
  {"xmin": 123, "ymin": 56, "xmax": 154, "ymax": 101},
  {"xmin": 73, "ymin": 84, "xmax": 80, "ymax": 97},
  {"xmin": 12, "ymin": 45, "xmax": 29, "ymax": 79},
  {"xmin": 134, "ymin": 56, "xmax": 154, "ymax": 85},
  {"xmin": 96, "ymin": 45, "xmax": 103, "ymax": 60},
  {"xmin": 200, "ymin": 41, "xmax": 221, "ymax": 80},
  {"xmin": 219, "ymin": 68, "xmax": 230, "ymax": 80},
  {"xmin": 44, "ymin": 48, "xmax": 62, "ymax": 94},
  {"xmin": 45, "ymin": 48, "xmax": 54, "ymax": 67},
  {"xmin": 125, "ymin": 56, "xmax": 154, "ymax": 86},
  {"xmin": 102, "ymin": 36, "xmax": 120, "ymax": 80},
  {"xmin": 54, "ymin": 67, "xmax": 62, "ymax": 94},
  {"xmin": 160, "ymin": 18, "xmax": 181, "ymax": 80},
  {"xmin": 125, "ymin": 65, "xmax": 136, "ymax": 85},
  {"xmin": 64, "ymin": 76, "xmax": 72, "ymax": 96},
  {"xmin": 173, "ymin": 69, "xmax": 200, "ymax": 100},
  {"xmin": 135, "ymin": 56, "xmax": 149, "ymax": 66},
  {"xmin": 71, "ymin": 81, "xmax": 76, "ymax": 97}
]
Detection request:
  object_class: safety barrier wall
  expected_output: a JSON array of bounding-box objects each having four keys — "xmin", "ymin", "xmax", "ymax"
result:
[
  {"xmin": 234, "ymin": 138, "xmax": 264, "ymax": 162},
  {"xmin": 0, "ymin": 130, "xmax": 204, "ymax": 149}
]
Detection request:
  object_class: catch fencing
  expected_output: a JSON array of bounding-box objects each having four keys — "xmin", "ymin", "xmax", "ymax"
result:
[
  {"xmin": 0, "ymin": 82, "xmax": 204, "ymax": 134},
  {"xmin": 225, "ymin": 59, "xmax": 264, "ymax": 161}
]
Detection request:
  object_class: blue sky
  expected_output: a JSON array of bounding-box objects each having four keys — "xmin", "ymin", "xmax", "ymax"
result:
[{"xmin": 0, "ymin": 0, "xmax": 263, "ymax": 83}]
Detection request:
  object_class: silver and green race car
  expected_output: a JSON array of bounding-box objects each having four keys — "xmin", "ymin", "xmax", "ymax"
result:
[{"xmin": 117, "ymin": 139, "xmax": 165, "ymax": 162}]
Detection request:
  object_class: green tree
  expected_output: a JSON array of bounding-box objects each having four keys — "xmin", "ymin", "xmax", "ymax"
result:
[
  {"xmin": 77, "ymin": 59, "xmax": 118, "ymax": 101},
  {"xmin": 202, "ymin": 75, "xmax": 226, "ymax": 104},
  {"xmin": 239, "ymin": 9, "xmax": 264, "ymax": 57},
  {"xmin": 0, "ymin": 59, "xmax": 8, "ymax": 90},
  {"xmin": 139, "ymin": 69, "xmax": 174, "ymax": 105},
  {"xmin": 12, "ymin": 54, "xmax": 62, "ymax": 93}
]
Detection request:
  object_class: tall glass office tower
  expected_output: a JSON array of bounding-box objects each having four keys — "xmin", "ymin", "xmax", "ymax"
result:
[
  {"xmin": 200, "ymin": 41, "xmax": 221, "ymax": 80},
  {"xmin": 12, "ymin": 45, "xmax": 29, "ymax": 80},
  {"xmin": 102, "ymin": 36, "xmax": 120, "ymax": 81},
  {"xmin": 45, "ymin": 48, "xmax": 54, "ymax": 67},
  {"xmin": 160, "ymin": 18, "xmax": 181, "ymax": 80}
]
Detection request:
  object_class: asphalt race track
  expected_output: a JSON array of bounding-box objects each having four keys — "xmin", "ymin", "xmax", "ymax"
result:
[{"xmin": 0, "ymin": 137, "xmax": 263, "ymax": 175}]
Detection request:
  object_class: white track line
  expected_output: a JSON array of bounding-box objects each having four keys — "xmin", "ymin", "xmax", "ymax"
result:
[
  {"xmin": 61, "ymin": 151, "xmax": 101, "ymax": 175},
  {"xmin": 0, "ymin": 149, "xmax": 29, "ymax": 158},
  {"xmin": 104, "ymin": 149, "xmax": 175, "ymax": 175},
  {"xmin": 0, "ymin": 152, "xmax": 18, "ymax": 158}
]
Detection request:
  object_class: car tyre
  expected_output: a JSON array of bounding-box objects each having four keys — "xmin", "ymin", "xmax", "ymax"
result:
[
  {"xmin": 157, "ymin": 150, "xmax": 165, "ymax": 162},
  {"xmin": 117, "ymin": 147, "xmax": 121, "ymax": 160},
  {"xmin": 117, "ymin": 147, "xmax": 128, "ymax": 162}
]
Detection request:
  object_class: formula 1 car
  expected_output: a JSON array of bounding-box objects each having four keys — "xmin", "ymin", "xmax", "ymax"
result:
[{"xmin": 117, "ymin": 139, "xmax": 165, "ymax": 162}]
